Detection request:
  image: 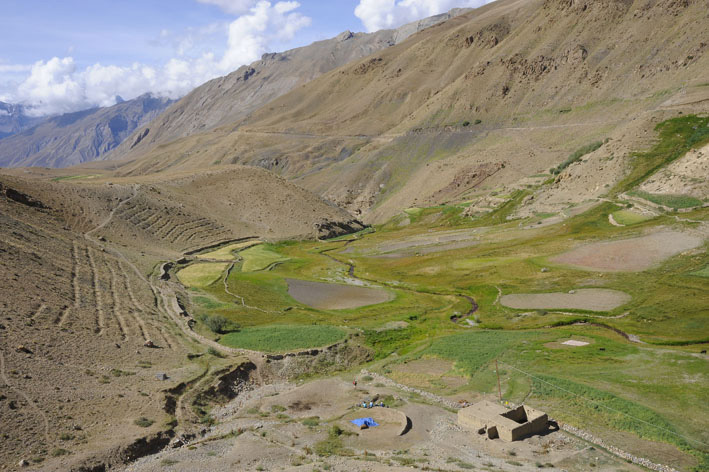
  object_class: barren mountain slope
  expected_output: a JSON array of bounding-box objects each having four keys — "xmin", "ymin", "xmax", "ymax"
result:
[
  {"xmin": 0, "ymin": 167, "xmax": 361, "ymax": 469},
  {"xmin": 107, "ymin": 0, "xmax": 709, "ymax": 222},
  {"xmin": 0, "ymin": 94, "xmax": 173, "ymax": 168},
  {"xmin": 0, "ymin": 178, "xmax": 188, "ymax": 471},
  {"xmin": 105, "ymin": 9, "xmax": 468, "ymax": 162}
]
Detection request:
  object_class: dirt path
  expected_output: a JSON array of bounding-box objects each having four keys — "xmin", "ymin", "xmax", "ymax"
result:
[
  {"xmin": 222, "ymin": 263, "xmax": 278, "ymax": 314},
  {"xmin": 85, "ymin": 185, "xmax": 138, "ymax": 238},
  {"xmin": 0, "ymin": 348, "xmax": 51, "ymax": 443},
  {"xmin": 239, "ymin": 120, "xmax": 623, "ymax": 141},
  {"xmin": 608, "ymin": 213, "xmax": 624, "ymax": 227}
]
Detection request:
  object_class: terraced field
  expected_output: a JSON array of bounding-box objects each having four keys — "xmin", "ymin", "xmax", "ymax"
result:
[
  {"xmin": 0, "ymin": 185, "xmax": 189, "ymax": 469},
  {"xmin": 112, "ymin": 194, "xmax": 232, "ymax": 250}
]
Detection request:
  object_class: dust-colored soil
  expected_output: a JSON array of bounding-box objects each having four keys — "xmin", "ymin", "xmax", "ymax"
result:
[
  {"xmin": 545, "ymin": 337, "xmax": 596, "ymax": 349},
  {"xmin": 125, "ymin": 376, "xmax": 646, "ymax": 472},
  {"xmin": 640, "ymin": 143, "xmax": 709, "ymax": 200},
  {"xmin": 501, "ymin": 289, "xmax": 631, "ymax": 312},
  {"xmin": 389, "ymin": 358, "xmax": 466, "ymax": 390},
  {"xmin": 393, "ymin": 358, "xmax": 454, "ymax": 377},
  {"xmin": 286, "ymin": 278, "xmax": 393, "ymax": 310},
  {"xmin": 551, "ymin": 230, "xmax": 705, "ymax": 272}
]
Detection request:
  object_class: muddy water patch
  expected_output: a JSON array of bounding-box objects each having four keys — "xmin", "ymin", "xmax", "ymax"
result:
[
  {"xmin": 501, "ymin": 288, "xmax": 631, "ymax": 312},
  {"xmin": 286, "ymin": 278, "xmax": 393, "ymax": 310},
  {"xmin": 551, "ymin": 230, "xmax": 704, "ymax": 272}
]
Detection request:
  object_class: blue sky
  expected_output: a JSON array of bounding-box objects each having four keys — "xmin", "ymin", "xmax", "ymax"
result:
[
  {"xmin": 1, "ymin": 0, "xmax": 361, "ymax": 68},
  {"xmin": 0, "ymin": 0, "xmax": 489, "ymax": 115}
]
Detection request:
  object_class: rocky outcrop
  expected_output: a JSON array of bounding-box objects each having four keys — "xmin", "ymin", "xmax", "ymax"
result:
[
  {"xmin": 264, "ymin": 340, "xmax": 372, "ymax": 379},
  {"xmin": 315, "ymin": 219, "xmax": 366, "ymax": 239}
]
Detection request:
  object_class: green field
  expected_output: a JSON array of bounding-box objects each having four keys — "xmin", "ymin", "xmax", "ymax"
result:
[
  {"xmin": 628, "ymin": 191, "xmax": 703, "ymax": 210},
  {"xmin": 177, "ymin": 263, "xmax": 229, "ymax": 288},
  {"xmin": 196, "ymin": 241, "xmax": 261, "ymax": 260},
  {"xmin": 220, "ymin": 325, "xmax": 346, "ymax": 352},
  {"xmin": 240, "ymin": 244, "xmax": 291, "ymax": 271},
  {"xmin": 611, "ymin": 209, "xmax": 652, "ymax": 225}
]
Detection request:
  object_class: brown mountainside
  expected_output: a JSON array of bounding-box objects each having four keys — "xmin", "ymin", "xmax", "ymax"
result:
[
  {"xmin": 105, "ymin": 0, "xmax": 709, "ymax": 222},
  {"xmin": 105, "ymin": 9, "xmax": 468, "ymax": 161}
]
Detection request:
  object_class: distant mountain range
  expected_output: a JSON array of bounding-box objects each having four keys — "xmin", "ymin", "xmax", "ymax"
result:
[
  {"xmin": 0, "ymin": 101, "xmax": 47, "ymax": 139},
  {"xmin": 0, "ymin": 94, "xmax": 173, "ymax": 168}
]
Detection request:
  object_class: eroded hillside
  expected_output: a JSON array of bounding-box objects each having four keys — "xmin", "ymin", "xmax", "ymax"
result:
[{"xmin": 102, "ymin": 0, "xmax": 709, "ymax": 222}]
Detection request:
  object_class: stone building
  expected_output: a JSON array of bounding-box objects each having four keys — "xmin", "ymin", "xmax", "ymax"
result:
[{"xmin": 458, "ymin": 401, "xmax": 548, "ymax": 441}]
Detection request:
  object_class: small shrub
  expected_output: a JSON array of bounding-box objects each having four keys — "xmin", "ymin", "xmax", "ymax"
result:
[
  {"xmin": 134, "ymin": 417, "xmax": 154, "ymax": 428},
  {"xmin": 200, "ymin": 314, "xmax": 241, "ymax": 334},
  {"xmin": 161, "ymin": 458, "xmax": 179, "ymax": 466},
  {"xmin": 51, "ymin": 448, "xmax": 70, "ymax": 457},
  {"xmin": 207, "ymin": 347, "xmax": 225, "ymax": 358},
  {"xmin": 550, "ymin": 140, "xmax": 603, "ymax": 175},
  {"xmin": 59, "ymin": 433, "xmax": 74, "ymax": 441},
  {"xmin": 110, "ymin": 369, "xmax": 135, "ymax": 377},
  {"xmin": 302, "ymin": 417, "xmax": 320, "ymax": 427}
]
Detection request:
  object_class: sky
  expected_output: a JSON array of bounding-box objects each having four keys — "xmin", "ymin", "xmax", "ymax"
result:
[{"xmin": 0, "ymin": 0, "xmax": 493, "ymax": 116}]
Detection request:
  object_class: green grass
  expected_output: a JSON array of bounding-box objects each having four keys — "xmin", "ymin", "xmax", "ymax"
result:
[
  {"xmin": 219, "ymin": 325, "xmax": 346, "ymax": 352},
  {"xmin": 550, "ymin": 141, "xmax": 604, "ymax": 175},
  {"xmin": 612, "ymin": 115, "xmax": 709, "ymax": 195},
  {"xmin": 690, "ymin": 266, "xmax": 709, "ymax": 278},
  {"xmin": 426, "ymin": 331, "xmax": 538, "ymax": 374},
  {"xmin": 176, "ymin": 263, "xmax": 229, "ymax": 288},
  {"xmin": 610, "ymin": 209, "xmax": 652, "ymax": 225},
  {"xmin": 531, "ymin": 375, "xmax": 709, "ymax": 471},
  {"xmin": 628, "ymin": 191, "xmax": 703, "ymax": 210},
  {"xmin": 240, "ymin": 245, "xmax": 290, "ymax": 272},
  {"xmin": 196, "ymin": 241, "xmax": 261, "ymax": 260}
]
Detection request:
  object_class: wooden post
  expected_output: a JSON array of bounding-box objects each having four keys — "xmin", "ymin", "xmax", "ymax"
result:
[{"xmin": 496, "ymin": 359, "xmax": 502, "ymax": 402}]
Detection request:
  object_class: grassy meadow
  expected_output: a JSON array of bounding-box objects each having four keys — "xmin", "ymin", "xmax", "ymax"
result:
[{"xmin": 176, "ymin": 115, "xmax": 709, "ymax": 470}]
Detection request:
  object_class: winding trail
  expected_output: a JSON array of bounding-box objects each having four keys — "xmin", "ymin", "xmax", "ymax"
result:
[
  {"xmin": 608, "ymin": 213, "xmax": 624, "ymax": 227},
  {"xmin": 0, "ymin": 348, "xmax": 51, "ymax": 443},
  {"xmin": 85, "ymin": 185, "xmax": 139, "ymax": 238},
  {"xmin": 222, "ymin": 263, "xmax": 279, "ymax": 314}
]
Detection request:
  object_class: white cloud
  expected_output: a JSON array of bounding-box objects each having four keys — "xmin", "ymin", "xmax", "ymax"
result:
[
  {"xmin": 8, "ymin": 1, "xmax": 310, "ymax": 116},
  {"xmin": 220, "ymin": 1, "xmax": 310, "ymax": 70},
  {"xmin": 354, "ymin": 0, "xmax": 493, "ymax": 32}
]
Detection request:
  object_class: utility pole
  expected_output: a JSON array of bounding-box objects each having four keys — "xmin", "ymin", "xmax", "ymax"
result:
[{"xmin": 496, "ymin": 359, "xmax": 502, "ymax": 403}]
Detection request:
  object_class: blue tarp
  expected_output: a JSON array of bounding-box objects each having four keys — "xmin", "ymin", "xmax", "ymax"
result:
[{"xmin": 351, "ymin": 417, "xmax": 379, "ymax": 428}]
